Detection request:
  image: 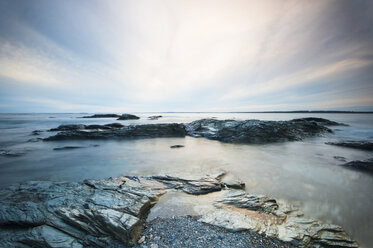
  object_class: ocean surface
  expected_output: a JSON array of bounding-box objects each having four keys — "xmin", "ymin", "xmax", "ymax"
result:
[{"xmin": 0, "ymin": 113, "xmax": 372, "ymax": 247}]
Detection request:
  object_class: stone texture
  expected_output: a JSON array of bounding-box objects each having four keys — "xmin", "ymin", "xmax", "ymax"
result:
[{"xmin": 185, "ymin": 118, "xmax": 337, "ymax": 143}]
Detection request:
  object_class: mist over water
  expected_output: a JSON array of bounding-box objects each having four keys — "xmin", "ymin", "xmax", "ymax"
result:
[{"xmin": 0, "ymin": 113, "xmax": 372, "ymax": 247}]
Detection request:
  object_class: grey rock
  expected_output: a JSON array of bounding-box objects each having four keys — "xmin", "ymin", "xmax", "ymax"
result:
[
  {"xmin": 49, "ymin": 124, "xmax": 86, "ymax": 132},
  {"xmin": 340, "ymin": 159, "xmax": 373, "ymax": 173},
  {"xmin": 81, "ymin": 114, "xmax": 121, "ymax": 118},
  {"xmin": 185, "ymin": 118, "xmax": 336, "ymax": 143},
  {"xmin": 32, "ymin": 130, "xmax": 42, "ymax": 135},
  {"xmin": 170, "ymin": 145, "xmax": 184, "ymax": 149},
  {"xmin": 334, "ymin": 156, "xmax": 347, "ymax": 162},
  {"xmin": 291, "ymin": 117, "xmax": 347, "ymax": 126},
  {"xmin": 53, "ymin": 146, "xmax": 85, "ymax": 151},
  {"xmin": 199, "ymin": 191, "xmax": 358, "ymax": 248},
  {"xmin": 148, "ymin": 116, "xmax": 162, "ymax": 120},
  {"xmin": 325, "ymin": 141, "xmax": 373, "ymax": 151},
  {"xmin": 117, "ymin": 114, "xmax": 140, "ymax": 120},
  {"xmin": 44, "ymin": 124, "xmax": 186, "ymax": 141}
]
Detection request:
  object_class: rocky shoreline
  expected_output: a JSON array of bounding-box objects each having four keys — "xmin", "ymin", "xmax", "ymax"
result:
[
  {"xmin": 0, "ymin": 172, "xmax": 358, "ymax": 247},
  {"xmin": 43, "ymin": 117, "xmax": 341, "ymax": 143}
]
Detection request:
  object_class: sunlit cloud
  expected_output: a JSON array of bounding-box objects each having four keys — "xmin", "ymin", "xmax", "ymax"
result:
[{"xmin": 0, "ymin": 0, "xmax": 372, "ymax": 112}]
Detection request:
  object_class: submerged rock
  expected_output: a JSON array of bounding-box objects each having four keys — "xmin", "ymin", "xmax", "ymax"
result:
[
  {"xmin": 170, "ymin": 145, "xmax": 184, "ymax": 148},
  {"xmin": 185, "ymin": 118, "xmax": 337, "ymax": 143},
  {"xmin": 117, "ymin": 114, "xmax": 140, "ymax": 120},
  {"xmin": 334, "ymin": 156, "xmax": 347, "ymax": 162},
  {"xmin": 44, "ymin": 123, "xmax": 186, "ymax": 141},
  {"xmin": 148, "ymin": 115, "xmax": 163, "ymax": 120},
  {"xmin": 53, "ymin": 146, "xmax": 85, "ymax": 151},
  {"xmin": 340, "ymin": 159, "xmax": 373, "ymax": 173},
  {"xmin": 32, "ymin": 130, "xmax": 42, "ymax": 135},
  {"xmin": 81, "ymin": 114, "xmax": 121, "ymax": 118},
  {"xmin": 325, "ymin": 141, "xmax": 373, "ymax": 151}
]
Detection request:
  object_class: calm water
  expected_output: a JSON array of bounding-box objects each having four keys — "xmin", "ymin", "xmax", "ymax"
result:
[{"xmin": 0, "ymin": 113, "xmax": 372, "ymax": 247}]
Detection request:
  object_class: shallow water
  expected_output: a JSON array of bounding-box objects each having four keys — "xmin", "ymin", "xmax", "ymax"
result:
[{"xmin": 0, "ymin": 113, "xmax": 372, "ymax": 247}]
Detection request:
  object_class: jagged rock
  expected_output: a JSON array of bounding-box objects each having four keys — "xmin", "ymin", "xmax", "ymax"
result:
[
  {"xmin": 170, "ymin": 145, "xmax": 184, "ymax": 148},
  {"xmin": 117, "ymin": 114, "xmax": 140, "ymax": 120},
  {"xmin": 291, "ymin": 117, "xmax": 347, "ymax": 126},
  {"xmin": 150, "ymin": 172, "xmax": 227, "ymax": 195},
  {"xmin": 81, "ymin": 114, "xmax": 121, "ymax": 118},
  {"xmin": 148, "ymin": 116, "xmax": 162, "ymax": 120},
  {"xmin": 198, "ymin": 191, "xmax": 358, "ymax": 248},
  {"xmin": 0, "ymin": 178, "xmax": 161, "ymax": 247},
  {"xmin": 325, "ymin": 141, "xmax": 373, "ymax": 151},
  {"xmin": 340, "ymin": 159, "xmax": 373, "ymax": 173},
  {"xmin": 0, "ymin": 173, "xmax": 357, "ymax": 248},
  {"xmin": 185, "ymin": 118, "xmax": 337, "ymax": 143},
  {"xmin": 44, "ymin": 124, "xmax": 186, "ymax": 141}
]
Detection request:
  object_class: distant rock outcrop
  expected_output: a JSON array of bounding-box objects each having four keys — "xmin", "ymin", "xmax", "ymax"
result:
[
  {"xmin": 117, "ymin": 114, "xmax": 140, "ymax": 120},
  {"xmin": 82, "ymin": 114, "xmax": 121, "ymax": 118},
  {"xmin": 185, "ymin": 118, "xmax": 338, "ymax": 143}
]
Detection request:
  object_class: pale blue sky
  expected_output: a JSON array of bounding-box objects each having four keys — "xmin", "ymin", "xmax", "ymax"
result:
[{"xmin": 0, "ymin": 0, "xmax": 372, "ymax": 112}]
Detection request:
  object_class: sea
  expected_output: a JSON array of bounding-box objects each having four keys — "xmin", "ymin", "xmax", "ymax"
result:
[{"xmin": 0, "ymin": 112, "xmax": 372, "ymax": 247}]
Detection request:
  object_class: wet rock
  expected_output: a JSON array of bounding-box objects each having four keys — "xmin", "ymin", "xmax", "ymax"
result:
[
  {"xmin": 326, "ymin": 141, "xmax": 373, "ymax": 151},
  {"xmin": 220, "ymin": 173, "xmax": 245, "ymax": 190},
  {"xmin": 27, "ymin": 138, "xmax": 43, "ymax": 142},
  {"xmin": 186, "ymin": 118, "xmax": 337, "ymax": 143},
  {"xmin": 340, "ymin": 159, "xmax": 373, "ymax": 173},
  {"xmin": 32, "ymin": 130, "xmax": 42, "ymax": 135},
  {"xmin": 170, "ymin": 145, "xmax": 184, "ymax": 148},
  {"xmin": 0, "ymin": 178, "xmax": 161, "ymax": 247},
  {"xmin": 291, "ymin": 117, "xmax": 347, "ymax": 126},
  {"xmin": 148, "ymin": 116, "xmax": 163, "ymax": 120},
  {"xmin": 199, "ymin": 190, "xmax": 358, "ymax": 248},
  {"xmin": 150, "ymin": 172, "xmax": 227, "ymax": 195},
  {"xmin": 44, "ymin": 123, "xmax": 186, "ymax": 141},
  {"xmin": 49, "ymin": 124, "xmax": 86, "ymax": 132},
  {"xmin": 53, "ymin": 146, "xmax": 85, "ymax": 151},
  {"xmin": 117, "ymin": 114, "xmax": 140, "ymax": 120},
  {"xmin": 334, "ymin": 156, "xmax": 347, "ymax": 162},
  {"xmin": 0, "ymin": 149, "xmax": 25, "ymax": 157},
  {"xmin": 81, "ymin": 114, "xmax": 121, "ymax": 118}
]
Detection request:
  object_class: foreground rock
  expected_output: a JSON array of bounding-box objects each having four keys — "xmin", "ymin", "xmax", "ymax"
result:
[
  {"xmin": 117, "ymin": 114, "xmax": 140, "ymax": 120},
  {"xmin": 0, "ymin": 172, "xmax": 357, "ymax": 248},
  {"xmin": 340, "ymin": 159, "xmax": 373, "ymax": 173},
  {"xmin": 45, "ymin": 123, "xmax": 186, "ymax": 141},
  {"xmin": 199, "ymin": 191, "xmax": 358, "ymax": 247},
  {"xmin": 82, "ymin": 114, "xmax": 121, "ymax": 118},
  {"xmin": 186, "ymin": 118, "xmax": 337, "ymax": 143},
  {"xmin": 0, "ymin": 172, "xmax": 241, "ymax": 247},
  {"xmin": 325, "ymin": 141, "xmax": 373, "ymax": 151}
]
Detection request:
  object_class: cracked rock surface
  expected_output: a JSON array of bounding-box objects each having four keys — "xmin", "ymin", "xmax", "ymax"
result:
[{"xmin": 0, "ymin": 172, "xmax": 358, "ymax": 248}]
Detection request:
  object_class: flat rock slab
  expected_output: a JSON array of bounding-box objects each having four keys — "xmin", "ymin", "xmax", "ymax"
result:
[
  {"xmin": 198, "ymin": 191, "xmax": 358, "ymax": 248},
  {"xmin": 325, "ymin": 141, "xmax": 373, "ymax": 151}
]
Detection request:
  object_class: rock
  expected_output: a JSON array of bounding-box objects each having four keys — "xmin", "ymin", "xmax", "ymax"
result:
[
  {"xmin": 0, "ymin": 149, "xmax": 25, "ymax": 157},
  {"xmin": 199, "ymin": 190, "xmax": 358, "ymax": 248},
  {"xmin": 117, "ymin": 114, "xmax": 140, "ymax": 120},
  {"xmin": 32, "ymin": 130, "xmax": 42, "ymax": 135},
  {"xmin": 340, "ymin": 159, "xmax": 373, "ymax": 173},
  {"xmin": 334, "ymin": 156, "xmax": 347, "ymax": 162},
  {"xmin": 0, "ymin": 178, "xmax": 162, "ymax": 247},
  {"xmin": 186, "ymin": 118, "xmax": 337, "ymax": 143},
  {"xmin": 49, "ymin": 124, "xmax": 86, "ymax": 132},
  {"xmin": 44, "ymin": 123, "xmax": 186, "ymax": 141},
  {"xmin": 0, "ymin": 172, "xmax": 356, "ymax": 248},
  {"xmin": 53, "ymin": 146, "xmax": 85, "ymax": 151},
  {"xmin": 148, "ymin": 116, "xmax": 162, "ymax": 120},
  {"xmin": 220, "ymin": 174, "xmax": 245, "ymax": 190},
  {"xmin": 81, "ymin": 114, "xmax": 121, "ymax": 118},
  {"xmin": 326, "ymin": 141, "xmax": 373, "ymax": 151},
  {"xmin": 291, "ymin": 117, "xmax": 347, "ymax": 126},
  {"xmin": 27, "ymin": 138, "xmax": 43, "ymax": 142},
  {"xmin": 150, "ymin": 172, "xmax": 226, "ymax": 195},
  {"xmin": 170, "ymin": 145, "xmax": 184, "ymax": 149}
]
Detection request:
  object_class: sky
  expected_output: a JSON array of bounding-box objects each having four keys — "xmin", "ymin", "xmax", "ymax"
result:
[{"xmin": 0, "ymin": 0, "xmax": 372, "ymax": 113}]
